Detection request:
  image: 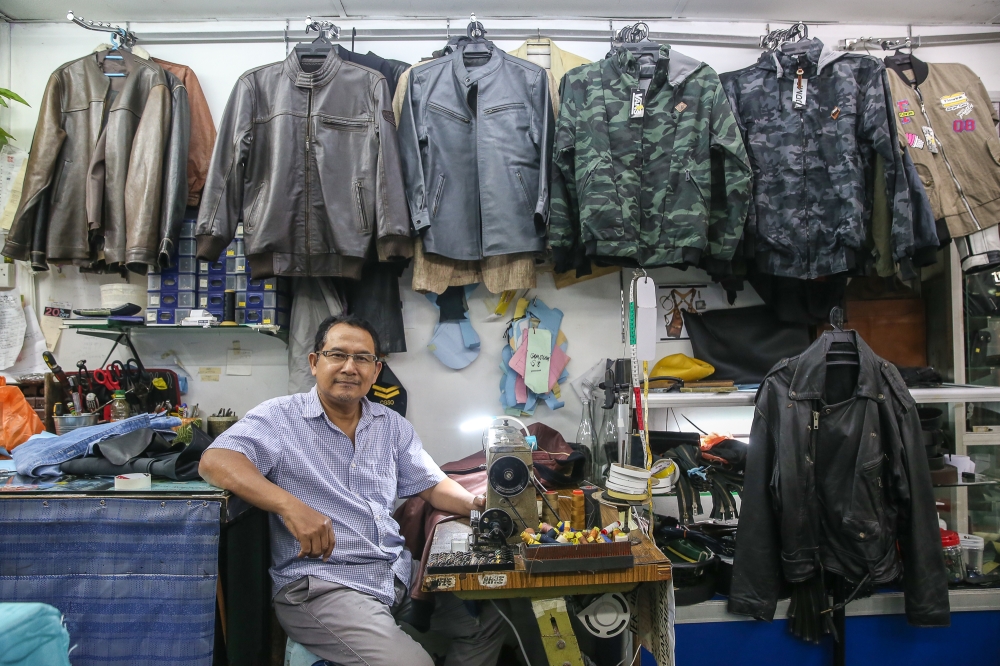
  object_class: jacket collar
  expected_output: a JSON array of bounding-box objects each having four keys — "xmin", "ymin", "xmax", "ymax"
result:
[
  {"xmin": 758, "ymin": 38, "xmax": 847, "ymax": 79},
  {"xmin": 453, "ymin": 41, "xmax": 504, "ymax": 87},
  {"xmin": 508, "ymin": 38, "xmax": 589, "ymax": 82},
  {"xmin": 610, "ymin": 45, "xmax": 704, "ymax": 90},
  {"xmin": 787, "ymin": 330, "xmax": 885, "ymax": 403},
  {"xmin": 283, "ymin": 48, "xmax": 343, "ymax": 89},
  {"xmin": 885, "ymin": 54, "xmax": 929, "ymax": 87}
]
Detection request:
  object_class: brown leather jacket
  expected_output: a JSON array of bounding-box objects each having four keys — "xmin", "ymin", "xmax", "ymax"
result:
[
  {"xmin": 2, "ymin": 51, "xmax": 172, "ymax": 272},
  {"xmin": 196, "ymin": 50, "xmax": 411, "ymax": 279}
]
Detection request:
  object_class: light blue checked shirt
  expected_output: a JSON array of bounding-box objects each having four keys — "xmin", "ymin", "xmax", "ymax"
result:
[{"xmin": 208, "ymin": 388, "xmax": 445, "ymax": 603}]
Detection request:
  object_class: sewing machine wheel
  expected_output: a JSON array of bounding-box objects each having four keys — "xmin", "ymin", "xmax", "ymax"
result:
[
  {"xmin": 488, "ymin": 456, "xmax": 530, "ymax": 497},
  {"xmin": 478, "ymin": 508, "xmax": 515, "ymax": 539}
]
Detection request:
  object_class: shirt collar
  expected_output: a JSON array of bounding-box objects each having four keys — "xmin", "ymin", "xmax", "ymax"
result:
[
  {"xmin": 453, "ymin": 42, "xmax": 504, "ymax": 88},
  {"xmin": 303, "ymin": 388, "xmax": 386, "ymax": 422},
  {"xmin": 787, "ymin": 331, "xmax": 884, "ymax": 403}
]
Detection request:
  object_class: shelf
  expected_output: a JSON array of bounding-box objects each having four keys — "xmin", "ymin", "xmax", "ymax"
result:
[
  {"xmin": 64, "ymin": 321, "xmax": 288, "ymax": 344},
  {"xmin": 641, "ymin": 385, "xmax": 1000, "ymax": 409}
]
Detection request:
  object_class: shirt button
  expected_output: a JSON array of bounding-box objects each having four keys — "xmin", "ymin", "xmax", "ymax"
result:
[
  {"xmin": 351, "ymin": 463, "xmax": 356, "ymax": 468},
  {"xmin": 465, "ymin": 78, "xmax": 471, "ymax": 84},
  {"xmin": 859, "ymin": 532, "xmax": 865, "ymax": 538}
]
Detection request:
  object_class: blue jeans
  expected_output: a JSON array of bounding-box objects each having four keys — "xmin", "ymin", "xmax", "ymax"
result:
[{"xmin": 11, "ymin": 414, "xmax": 181, "ymax": 477}]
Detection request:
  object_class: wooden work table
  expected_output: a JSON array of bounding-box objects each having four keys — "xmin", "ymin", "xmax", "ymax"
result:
[{"xmin": 420, "ymin": 519, "xmax": 672, "ymax": 600}]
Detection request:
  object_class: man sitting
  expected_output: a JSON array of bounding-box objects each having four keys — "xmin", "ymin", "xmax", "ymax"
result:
[{"xmin": 200, "ymin": 314, "xmax": 508, "ymax": 666}]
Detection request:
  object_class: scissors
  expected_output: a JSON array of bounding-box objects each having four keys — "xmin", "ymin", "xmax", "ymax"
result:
[{"xmin": 91, "ymin": 367, "xmax": 121, "ymax": 391}]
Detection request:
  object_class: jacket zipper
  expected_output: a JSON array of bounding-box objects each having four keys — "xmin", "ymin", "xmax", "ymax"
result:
[
  {"xmin": 484, "ymin": 102, "xmax": 526, "ymax": 114},
  {"xmin": 321, "ymin": 117, "xmax": 367, "ymax": 131},
  {"xmin": 428, "ymin": 102, "xmax": 471, "ymax": 124},
  {"xmin": 914, "ymin": 86, "xmax": 982, "ymax": 231},
  {"xmin": 305, "ymin": 88, "xmax": 313, "ymax": 273},
  {"xmin": 354, "ymin": 181, "xmax": 369, "ymax": 232},
  {"xmin": 515, "ymin": 170, "xmax": 531, "ymax": 207}
]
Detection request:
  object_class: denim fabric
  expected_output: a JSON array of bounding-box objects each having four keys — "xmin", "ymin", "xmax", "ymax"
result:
[{"xmin": 11, "ymin": 414, "xmax": 182, "ymax": 477}]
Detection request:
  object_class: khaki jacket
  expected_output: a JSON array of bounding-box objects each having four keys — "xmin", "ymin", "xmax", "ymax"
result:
[
  {"xmin": 886, "ymin": 60, "xmax": 1000, "ymax": 238},
  {"xmin": 508, "ymin": 38, "xmax": 591, "ymax": 116}
]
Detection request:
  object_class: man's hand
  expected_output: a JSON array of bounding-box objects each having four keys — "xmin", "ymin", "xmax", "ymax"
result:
[
  {"xmin": 283, "ymin": 500, "xmax": 336, "ymax": 560},
  {"xmin": 419, "ymin": 477, "xmax": 485, "ymax": 518}
]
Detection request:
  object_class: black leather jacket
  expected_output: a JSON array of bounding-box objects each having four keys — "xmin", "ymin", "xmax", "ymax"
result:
[
  {"xmin": 728, "ymin": 331, "xmax": 950, "ymax": 627},
  {"xmin": 197, "ymin": 50, "xmax": 411, "ymax": 279}
]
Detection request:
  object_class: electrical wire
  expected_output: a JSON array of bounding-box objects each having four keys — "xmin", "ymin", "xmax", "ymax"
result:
[
  {"xmin": 614, "ymin": 643, "xmax": 642, "ymax": 666},
  {"xmin": 490, "ymin": 600, "xmax": 533, "ymax": 666}
]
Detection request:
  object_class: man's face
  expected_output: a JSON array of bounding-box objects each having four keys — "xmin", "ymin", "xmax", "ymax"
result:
[{"xmin": 308, "ymin": 324, "xmax": 382, "ymax": 407}]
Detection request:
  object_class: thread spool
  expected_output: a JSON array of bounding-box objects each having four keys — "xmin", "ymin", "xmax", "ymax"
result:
[
  {"xmin": 221, "ymin": 289, "xmax": 237, "ymax": 326},
  {"xmin": 558, "ymin": 494, "xmax": 574, "ymax": 525},
  {"xmin": 542, "ymin": 491, "xmax": 559, "ymax": 525},
  {"xmin": 571, "ymin": 489, "xmax": 586, "ymax": 530},
  {"xmin": 580, "ymin": 484, "xmax": 602, "ymax": 528}
]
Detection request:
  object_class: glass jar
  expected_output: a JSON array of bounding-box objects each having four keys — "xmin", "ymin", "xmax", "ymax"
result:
[
  {"xmin": 941, "ymin": 529, "xmax": 965, "ymax": 583},
  {"xmin": 110, "ymin": 391, "xmax": 130, "ymax": 422}
]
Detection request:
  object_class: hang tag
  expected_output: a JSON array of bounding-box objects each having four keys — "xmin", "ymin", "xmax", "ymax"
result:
[
  {"xmin": 524, "ymin": 328, "xmax": 552, "ymax": 394},
  {"xmin": 922, "ymin": 126, "xmax": 940, "ymax": 154},
  {"xmin": 792, "ymin": 77, "xmax": 808, "ymax": 109},
  {"xmin": 630, "ymin": 88, "xmax": 646, "ymax": 119}
]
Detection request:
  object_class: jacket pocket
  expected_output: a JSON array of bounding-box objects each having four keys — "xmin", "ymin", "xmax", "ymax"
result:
[
  {"xmin": 431, "ymin": 174, "xmax": 446, "ymax": 217},
  {"xmin": 515, "ymin": 170, "xmax": 532, "ymax": 208},
  {"xmin": 987, "ymin": 138, "xmax": 1000, "ymax": 167},
  {"xmin": 354, "ymin": 181, "xmax": 370, "ymax": 233},
  {"xmin": 685, "ymin": 168, "xmax": 710, "ymax": 205},
  {"xmin": 428, "ymin": 103, "xmax": 471, "ymax": 124},
  {"xmin": 245, "ymin": 181, "xmax": 267, "ymax": 232},
  {"xmin": 842, "ymin": 517, "xmax": 881, "ymax": 543},
  {"xmin": 366, "ymin": 500, "xmax": 405, "ymax": 553},
  {"xmin": 485, "ymin": 102, "xmax": 526, "ymax": 115},
  {"xmin": 321, "ymin": 116, "xmax": 368, "ymax": 132}
]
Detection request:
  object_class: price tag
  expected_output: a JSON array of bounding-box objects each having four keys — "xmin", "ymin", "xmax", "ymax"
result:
[
  {"xmin": 478, "ymin": 573, "xmax": 508, "ymax": 588},
  {"xmin": 630, "ymin": 88, "xmax": 646, "ymax": 119}
]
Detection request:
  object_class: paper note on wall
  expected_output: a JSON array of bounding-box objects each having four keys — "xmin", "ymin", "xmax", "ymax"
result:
[
  {"xmin": 226, "ymin": 349, "xmax": 253, "ymax": 376},
  {"xmin": 0, "ymin": 288, "xmax": 26, "ymax": 370},
  {"xmin": 0, "ymin": 146, "xmax": 28, "ymax": 231},
  {"xmin": 4, "ymin": 304, "xmax": 48, "ymax": 376},
  {"xmin": 198, "ymin": 367, "xmax": 222, "ymax": 382},
  {"xmin": 524, "ymin": 328, "xmax": 552, "ymax": 394}
]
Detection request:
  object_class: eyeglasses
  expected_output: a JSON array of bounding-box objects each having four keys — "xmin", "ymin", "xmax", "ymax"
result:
[{"xmin": 315, "ymin": 350, "xmax": 379, "ymax": 367}]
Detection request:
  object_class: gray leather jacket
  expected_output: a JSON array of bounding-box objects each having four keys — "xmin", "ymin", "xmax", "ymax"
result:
[
  {"xmin": 398, "ymin": 42, "xmax": 553, "ymax": 261},
  {"xmin": 157, "ymin": 70, "xmax": 192, "ymax": 269},
  {"xmin": 197, "ymin": 50, "xmax": 411, "ymax": 279}
]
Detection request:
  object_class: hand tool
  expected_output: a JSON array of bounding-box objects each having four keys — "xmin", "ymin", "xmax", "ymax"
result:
[{"xmin": 42, "ymin": 351, "xmax": 69, "ymax": 388}]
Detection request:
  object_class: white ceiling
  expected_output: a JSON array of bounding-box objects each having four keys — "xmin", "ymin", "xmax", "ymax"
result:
[{"xmin": 3, "ymin": 0, "xmax": 1000, "ymax": 24}]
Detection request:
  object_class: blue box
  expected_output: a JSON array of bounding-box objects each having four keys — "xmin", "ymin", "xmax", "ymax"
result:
[
  {"xmin": 242, "ymin": 308, "xmax": 263, "ymax": 325},
  {"xmin": 177, "ymin": 239, "xmax": 197, "ymax": 257},
  {"xmin": 261, "ymin": 308, "xmax": 289, "ymax": 327},
  {"xmin": 224, "ymin": 239, "xmax": 245, "ymax": 258},
  {"xmin": 155, "ymin": 273, "xmax": 196, "ymax": 293},
  {"xmin": 246, "ymin": 277, "xmax": 290, "ymax": 293},
  {"xmin": 197, "ymin": 275, "xmax": 226, "ymax": 292},
  {"xmin": 225, "ymin": 256, "xmax": 247, "ymax": 274},
  {"xmin": 179, "ymin": 220, "xmax": 196, "ymax": 239},
  {"xmin": 148, "ymin": 308, "xmax": 177, "ymax": 325},
  {"xmin": 197, "ymin": 292, "xmax": 226, "ymax": 310},
  {"xmin": 198, "ymin": 259, "xmax": 226, "ymax": 275}
]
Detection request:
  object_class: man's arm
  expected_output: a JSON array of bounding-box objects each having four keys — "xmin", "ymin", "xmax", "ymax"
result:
[
  {"xmin": 417, "ymin": 477, "xmax": 485, "ymax": 518},
  {"xmin": 200, "ymin": 449, "xmax": 336, "ymax": 560}
]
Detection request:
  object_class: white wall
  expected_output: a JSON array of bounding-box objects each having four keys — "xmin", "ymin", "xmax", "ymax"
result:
[{"xmin": 3, "ymin": 17, "xmax": 999, "ymax": 464}]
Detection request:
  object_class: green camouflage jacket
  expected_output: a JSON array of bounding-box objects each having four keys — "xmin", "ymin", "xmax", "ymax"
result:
[
  {"xmin": 721, "ymin": 38, "xmax": 913, "ymax": 280},
  {"xmin": 549, "ymin": 46, "xmax": 752, "ymax": 275}
]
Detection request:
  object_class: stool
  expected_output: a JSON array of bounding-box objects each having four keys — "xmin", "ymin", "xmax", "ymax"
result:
[{"xmin": 284, "ymin": 637, "xmax": 343, "ymax": 666}]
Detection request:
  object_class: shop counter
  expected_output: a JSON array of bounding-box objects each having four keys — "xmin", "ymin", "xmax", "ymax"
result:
[
  {"xmin": 0, "ymin": 475, "xmax": 271, "ymax": 666},
  {"xmin": 661, "ymin": 588, "xmax": 1000, "ymax": 666}
]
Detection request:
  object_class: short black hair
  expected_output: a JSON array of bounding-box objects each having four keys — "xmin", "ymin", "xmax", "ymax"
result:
[{"xmin": 313, "ymin": 314, "xmax": 383, "ymax": 357}]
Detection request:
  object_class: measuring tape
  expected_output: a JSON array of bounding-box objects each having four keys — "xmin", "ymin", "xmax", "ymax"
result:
[{"xmin": 627, "ymin": 272, "xmax": 656, "ymax": 533}]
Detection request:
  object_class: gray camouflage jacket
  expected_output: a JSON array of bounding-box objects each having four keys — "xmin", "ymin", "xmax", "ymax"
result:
[
  {"xmin": 722, "ymin": 39, "xmax": 913, "ymax": 280},
  {"xmin": 549, "ymin": 46, "xmax": 752, "ymax": 275}
]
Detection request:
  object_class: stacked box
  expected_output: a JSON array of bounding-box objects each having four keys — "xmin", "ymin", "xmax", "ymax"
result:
[
  {"xmin": 239, "ymin": 272, "xmax": 291, "ymax": 328},
  {"xmin": 146, "ymin": 224, "xmax": 197, "ymax": 324}
]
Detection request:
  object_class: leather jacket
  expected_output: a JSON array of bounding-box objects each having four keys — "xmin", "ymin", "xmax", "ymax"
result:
[
  {"xmin": 157, "ymin": 70, "xmax": 192, "ymax": 269},
  {"xmin": 729, "ymin": 331, "xmax": 950, "ymax": 627},
  {"xmin": 3, "ymin": 51, "xmax": 171, "ymax": 272},
  {"xmin": 196, "ymin": 50, "xmax": 411, "ymax": 279},
  {"xmin": 398, "ymin": 41, "xmax": 553, "ymax": 261}
]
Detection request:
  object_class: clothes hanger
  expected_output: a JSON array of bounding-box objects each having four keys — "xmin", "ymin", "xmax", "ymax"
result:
[
  {"xmin": 66, "ymin": 11, "xmax": 134, "ymax": 77},
  {"xmin": 825, "ymin": 306, "xmax": 860, "ymax": 367},
  {"xmin": 294, "ymin": 17, "xmax": 339, "ymax": 63},
  {"xmin": 462, "ymin": 13, "xmax": 493, "ymax": 64},
  {"xmin": 883, "ymin": 37, "xmax": 914, "ymax": 71}
]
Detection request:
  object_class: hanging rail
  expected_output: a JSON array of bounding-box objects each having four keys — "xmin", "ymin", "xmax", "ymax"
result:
[
  {"xmin": 66, "ymin": 10, "xmax": 137, "ymax": 47},
  {"xmin": 840, "ymin": 31, "xmax": 1000, "ymax": 50}
]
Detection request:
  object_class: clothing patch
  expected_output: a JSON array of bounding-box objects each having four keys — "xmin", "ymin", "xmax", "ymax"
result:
[
  {"xmin": 953, "ymin": 118, "xmax": 977, "ymax": 133},
  {"xmin": 675, "ymin": 101, "xmax": 687, "ymax": 113},
  {"xmin": 630, "ymin": 88, "xmax": 646, "ymax": 118},
  {"xmin": 940, "ymin": 92, "xmax": 974, "ymax": 119},
  {"xmin": 382, "ymin": 109, "xmax": 396, "ymax": 127},
  {"xmin": 906, "ymin": 132, "xmax": 925, "ymax": 149},
  {"xmin": 922, "ymin": 126, "xmax": 940, "ymax": 154},
  {"xmin": 896, "ymin": 100, "xmax": 914, "ymax": 124},
  {"xmin": 831, "ymin": 106, "xmax": 841, "ymax": 120},
  {"xmin": 792, "ymin": 76, "xmax": 808, "ymax": 109}
]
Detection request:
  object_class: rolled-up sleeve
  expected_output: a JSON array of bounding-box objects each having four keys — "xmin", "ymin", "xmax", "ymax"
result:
[
  {"xmin": 208, "ymin": 406, "xmax": 283, "ymax": 479},
  {"xmin": 396, "ymin": 421, "xmax": 446, "ymax": 498}
]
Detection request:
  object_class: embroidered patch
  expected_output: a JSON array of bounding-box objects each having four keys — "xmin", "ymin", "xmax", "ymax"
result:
[
  {"xmin": 941, "ymin": 92, "xmax": 974, "ymax": 118},
  {"xmin": 953, "ymin": 118, "xmax": 977, "ymax": 132},
  {"xmin": 896, "ymin": 100, "xmax": 914, "ymax": 124},
  {"xmin": 906, "ymin": 132, "xmax": 925, "ymax": 149},
  {"xmin": 382, "ymin": 109, "xmax": 396, "ymax": 127},
  {"xmin": 674, "ymin": 101, "xmax": 687, "ymax": 113},
  {"xmin": 831, "ymin": 106, "xmax": 841, "ymax": 120}
]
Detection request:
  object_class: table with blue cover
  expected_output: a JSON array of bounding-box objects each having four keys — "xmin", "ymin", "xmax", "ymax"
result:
[{"xmin": 0, "ymin": 472, "xmax": 267, "ymax": 666}]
